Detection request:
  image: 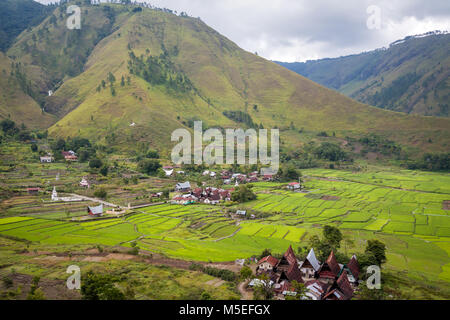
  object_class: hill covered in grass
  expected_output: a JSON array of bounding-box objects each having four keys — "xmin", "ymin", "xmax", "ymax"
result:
[
  {"xmin": 0, "ymin": 0, "xmax": 54, "ymax": 52},
  {"xmin": 4, "ymin": 2, "xmax": 450, "ymax": 156},
  {"xmin": 0, "ymin": 52, "xmax": 55, "ymax": 129},
  {"xmin": 276, "ymin": 32, "xmax": 450, "ymax": 117}
]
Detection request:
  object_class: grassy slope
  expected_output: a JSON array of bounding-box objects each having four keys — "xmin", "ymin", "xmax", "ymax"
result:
[
  {"xmin": 7, "ymin": 4, "xmax": 449, "ymax": 154},
  {"xmin": 0, "ymin": 52, "xmax": 55, "ymax": 128},
  {"xmin": 277, "ymin": 33, "xmax": 450, "ymax": 117},
  {"xmin": 0, "ymin": 0, "xmax": 53, "ymax": 51}
]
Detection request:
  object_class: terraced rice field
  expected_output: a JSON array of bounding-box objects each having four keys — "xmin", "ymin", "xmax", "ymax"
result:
[{"xmin": 0, "ymin": 168, "xmax": 449, "ymax": 284}]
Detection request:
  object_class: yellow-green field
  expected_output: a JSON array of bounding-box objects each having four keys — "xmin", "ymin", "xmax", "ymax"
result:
[{"xmin": 1, "ymin": 167, "xmax": 449, "ymax": 288}]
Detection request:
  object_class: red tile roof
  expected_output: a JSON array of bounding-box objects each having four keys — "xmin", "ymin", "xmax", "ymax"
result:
[{"xmin": 258, "ymin": 255, "xmax": 279, "ymax": 267}]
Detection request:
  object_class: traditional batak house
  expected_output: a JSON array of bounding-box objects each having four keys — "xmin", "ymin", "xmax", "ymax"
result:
[
  {"xmin": 322, "ymin": 270, "xmax": 354, "ymax": 300},
  {"xmin": 299, "ymin": 248, "xmax": 321, "ymax": 281},
  {"xmin": 317, "ymin": 251, "xmax": 341, "ymax": 284},
  {"xmin": 338, "ymin": 255, "xmax": 360, "ymax": 288},
  {"xmin": 87, "ymin": 204, "xmax": 103, "ymax": 217},
  {"xmin": 175, "ymin": 181, "xmax": 191, "ymax": 193},
  {"xmin": 304, "ymin": 280, "xmax": 329, "ymax": 300}
]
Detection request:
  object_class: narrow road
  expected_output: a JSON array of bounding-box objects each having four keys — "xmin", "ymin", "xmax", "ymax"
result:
[
  {"xmin": 69, "ymin": 194, "xmax": 120, "ymax": 208},
  {"xmin": 238, "ymin": 280, "xmax": 253, "ymax": 300}
]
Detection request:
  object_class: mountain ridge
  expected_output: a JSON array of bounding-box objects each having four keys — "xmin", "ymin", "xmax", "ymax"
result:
[
  {"xmin": 2, "ymin": 2, "xmax": 450, "ymax": 156},
  {"xmin": 276, "ymin": 32, "xmax": 450, "ymax": 117}
]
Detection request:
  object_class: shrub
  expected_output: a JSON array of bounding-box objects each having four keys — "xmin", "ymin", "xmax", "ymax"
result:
[{"xmin": 94, "ymin": 188, "xmax": 107, "ymax": 199}]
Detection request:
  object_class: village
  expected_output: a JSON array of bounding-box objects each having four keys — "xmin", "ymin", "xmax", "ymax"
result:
[
  {"xmin": 33, "ymin": 149, "xmax": 304, "ymax": 220},
  {"xmin": 19, "ymin": 147, "xmax": 365, "ymax": 301},
  {"xmin": 250, "ymin": 245, "xmax": 359, "ymax": 300}
]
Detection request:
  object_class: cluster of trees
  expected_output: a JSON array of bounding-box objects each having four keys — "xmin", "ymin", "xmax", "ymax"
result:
[
  {"xmin": 137, "ymin": 159, "xmax": 162, "ymax": 175},
  {"xmin": 81, "ymin": 271, "xmax": 134, "ymax": 300},
  {"xmin": 358, "ymin": 134, "xmax": 402, "ymax": 156},
  {"xmin": 50, "ymin": 137, "xmax": 96, "ymax": 162},
  {"xmin": 0, "ymin": 119, "xmax": 35, "ymax": 143},
  {"xmin": 308, "ymin": 225, "xmax": 387, "ymax": 268},
  {"xmin": 314, "ymin": 142, "xmax": 350, "ymax": 162},
  {"xmin": 231, "ymin": 185, "xmax": 257, "ymax": 203},
  {"xmin": 367, "ymin": 72, "xmax": 420, "ymax": 109},
  {"xmin": 222, "ymin": 110, "xmax": 258, "ymax": 129},
  {"xmin": 406, "ymin": 153, "xmax": 449, "ymax": 172},
  {"xmin": 276, "ymin": 164, "xmax": 301, "ymax": 181},
  {"xmin": 127, "ymin": 49, "xmax": 194, "ymax": 93}
]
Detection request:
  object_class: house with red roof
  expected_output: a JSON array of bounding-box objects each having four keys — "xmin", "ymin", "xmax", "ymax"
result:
[
  {"xmin": 257, "ymin": 255, "xmax": 279, "ymax": 272},
  {"xmin": 317, "ymin": 251, "xmax": 341, "ymax": 283}
]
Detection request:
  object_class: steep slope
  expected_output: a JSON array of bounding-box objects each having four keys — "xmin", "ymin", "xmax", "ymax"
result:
[
  {"xmin": 7, "ymin": 3, "xmax": 450, "ymax": 155},
  {"xmin": 0, "ymin": 52, "xmax": 55, "ymax": 128},
  {"xmin": 0, "ymin": 0, "xmax": 54, "ymax": 52},
  {"xmin": 276, "ymin": 32, "xmax": 450, "ymax": 117}
]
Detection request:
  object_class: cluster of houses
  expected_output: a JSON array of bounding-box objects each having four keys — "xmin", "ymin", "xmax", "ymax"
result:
[
  {"xmin": 39, "ymin": 150, "xmax": 78, "ymax": 163},
  {"xmin": 252, "ymin": 246, "xmax": 359, "ymax": 300},
  {"xmin": 161, "ymin": 166, "xmax": 276, "ymax": 185},
  {"xmin": 221, "ymin": 171, "xmax": 274, "ymax": 185},
  {"xmin": 171, "ymin": 182, "xmax": 234, "ymax": 205}
]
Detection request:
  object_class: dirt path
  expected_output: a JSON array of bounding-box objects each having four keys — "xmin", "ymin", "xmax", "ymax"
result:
[{"xmin": 238, "ymin": 280, "xmax": 253, "ymax": 300}]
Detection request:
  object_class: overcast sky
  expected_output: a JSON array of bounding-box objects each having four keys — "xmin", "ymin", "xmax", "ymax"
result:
[{"xmin": 36, "ymin": 0, "xmax": 450, "ymax": 62}]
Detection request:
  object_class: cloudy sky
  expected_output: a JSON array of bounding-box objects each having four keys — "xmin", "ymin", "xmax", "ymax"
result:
[{"xmin": 36, "ymin": 0, "xmax": 450, "ymax": 62}]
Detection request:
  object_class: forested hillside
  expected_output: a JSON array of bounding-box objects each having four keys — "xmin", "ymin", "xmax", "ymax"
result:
[{"xmin": 276, "ymin": 32, "xmax": 450, "ymax": 117}]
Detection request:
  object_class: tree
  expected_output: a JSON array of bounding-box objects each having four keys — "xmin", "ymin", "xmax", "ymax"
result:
[
  {"xmin": 231, "ymin": 185, "xmax": 256, "ymax": 203},
  {"xmin": 137, "ymin": 159, "xmax": 161, "ymax": 175},
  {"xmin": 285, "ymin": 280, "xmax": 307, "ymax": 300},
  {"xmin": 81, "ymin": 271, "xmax": 125, "ymax": 300},
  {"xmin": 146, "ymin": 149, "xmax": 159, "ymax": 159},
  {"xmin": 323, "ymin": 225, "xmax": 343, "ymax": 250},
  {"xmin": 253, "ymin": 273, "xmax": 273, "ymax": 300},
  {"xmin": 31, "ymin": 143, "xmax": 38, "ymax": 152},
  {"xmin": 365, "ymin": 240, "xmax": 387, "ymax": 266},
  {"xmin": 277, "ymin": 164, "xmax": 299, "ymax": 181},
  {"xmin": 258, "ymin": 248, "xmax": 271, "ymax": 260},
  {"xmin": 94, "ymin": 188, "xmax": 107, "ymax": 199},
  {"xmin": 27, "ymin": 276, "xmax": 46, "ymax": 300},
  {"xmin": 99, "ymin": 165, "xmax": 108, "ymax": 176},
  {"xmin": 0, "ymin": 119, "xmax": 17, "ymax": 135},
  {"xmin": 240, "ymin": 266, "xmax": 253, "ymax": 281},
  {"xmin": 89, "ymin": 158, "xmax": 103, "ymax": 169}
]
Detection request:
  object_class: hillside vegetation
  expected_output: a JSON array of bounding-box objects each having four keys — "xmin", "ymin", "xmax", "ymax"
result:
[
  {"xmin": 0, "ymin": 0, "xmax": 54, "ymax": 52},
  {"xmin": 0, "ymin": 52, "xmax": 55, "ymax": 128},
  {"xmin": 277, "ymin": 32, "xmax": 450, "ymax": 117},
  {"xmin": 3, "ymin": 3, "xmax": 450, "ymax": 156}
]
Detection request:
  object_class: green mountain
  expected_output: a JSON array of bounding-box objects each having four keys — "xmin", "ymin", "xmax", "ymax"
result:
[
  {"xmin": 3, "ymin": 3, "xmax": 450, "ymax": 155},
  {"xmin": 0, "ymin": 0, "xmax": 54, "ymax": 52},
  {"xmin": 276, "ymin": 32, "xmax": 450, "ymax": 117}
]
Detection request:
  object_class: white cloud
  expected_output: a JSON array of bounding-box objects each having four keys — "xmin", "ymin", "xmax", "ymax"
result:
[{"xmin": 35, "ymin": 0, "xmax": 450, "ymax": 62}]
